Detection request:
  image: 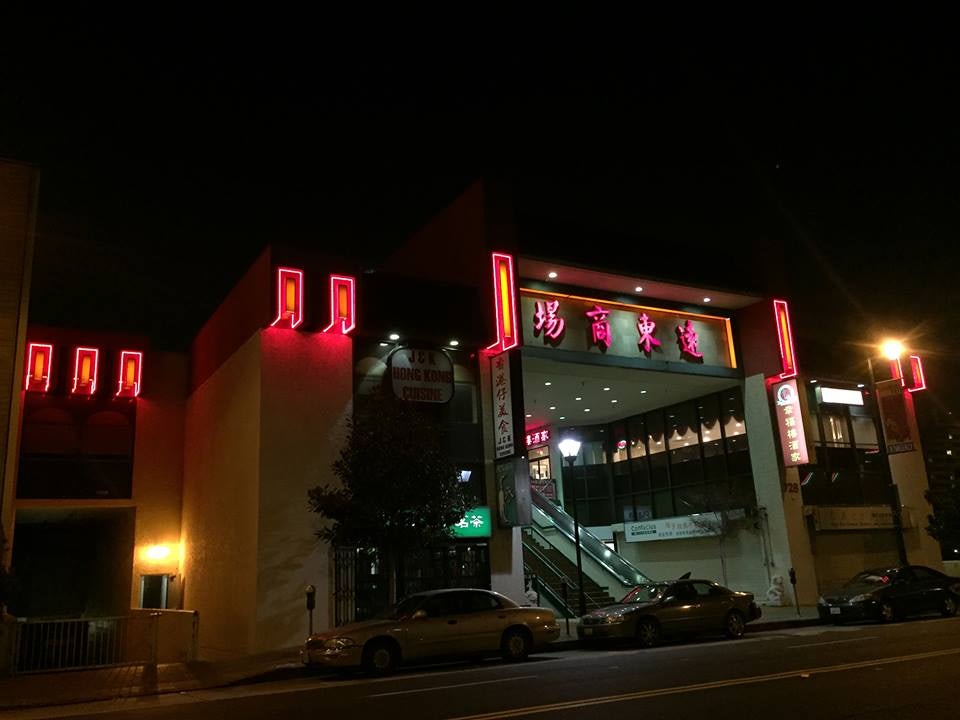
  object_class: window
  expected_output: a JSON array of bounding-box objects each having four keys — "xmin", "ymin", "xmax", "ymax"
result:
[
  {"xmin": 463, "ymin": 591, "xmax": 501, "ymax": 612},
  {"xmin": 528, "ymin": 446, "xmax": 551, "ymax": 481},
  {"xmin": 851, "ymin": 416, "xmax": 879, "ymax": 449},
  {"xmin": 692, "ymin": 581, "xmax": 722, "ymax": 597},
  {"xmin": 422, "ymin": 593, "xmax": 461, "ymax": 617},
  {"xmin": 822, "ymin": 412, "xmax": 851, "ymax": 446}
]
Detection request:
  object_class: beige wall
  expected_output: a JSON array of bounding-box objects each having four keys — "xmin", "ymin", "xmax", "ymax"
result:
[
  {"xmin": 256, "ymin": 329, "xmax": 351, "ymax": 650},
  {"xmin": 810, "ymin": 530, "xmax": 900, "ymax": 594},
  {"xmin": 181, "ymin": 334, "xmax": 262, "ymax": 659},
  {"xmin": 129, "ymin": 351, "xmax": 188, "ymax": 607},
  {"xmin": 0, "ymin": 161, "xmax": 38, "ymax": 564}
]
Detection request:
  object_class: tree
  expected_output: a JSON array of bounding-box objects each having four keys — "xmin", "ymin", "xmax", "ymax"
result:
[
  {"xmin": 925, "ymin": 486, "xmax": 960, "ymax": 557},
  {"xmin": 308, "ymin": 385, "xmax": 470, "ymax": 605},
  {"xmin": 685, "ymin": 480, "xmax": 757, "ymax": 587}
]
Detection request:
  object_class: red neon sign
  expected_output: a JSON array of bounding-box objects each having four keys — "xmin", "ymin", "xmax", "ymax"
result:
[
  {"xmin": 525, "ymin": 427, "xmax": 551, "ymax": 449},
  {"xmin": 116, "ymin": 351, "xmax": 143, "ymax": 398},
  {"xmin": 25, "ymin": 342, "xmax": 53, "ymax": 392},
  {"xmin": 270, "ymin": 267, "xmax": 304, "ymax": 329},
  {"xmin": 890, "ymin": 357, "xmax": 904, "ymax": 387},
  {"xmin": 486, "ymin": 252, "xmax": 519, "ymax": 354},
  {"xmin": 321, "ymin": 274, "xmax": 356, "ymax": 335},
  {"xmin": 907, "ymin": 354, "xmax": 927, "ymax": 393},
  {"xmin": 772, "ymin": 299, "xmax": 798, "ymax": 379},
  {"xmin": 71, "ymin": 347, "xmax": 100, "ymax": 395}
]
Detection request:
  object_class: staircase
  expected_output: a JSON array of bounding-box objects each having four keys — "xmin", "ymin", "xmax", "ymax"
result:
[{"xmin": 523, "ymin": 529, "xmax": 618, "ymax": 611}]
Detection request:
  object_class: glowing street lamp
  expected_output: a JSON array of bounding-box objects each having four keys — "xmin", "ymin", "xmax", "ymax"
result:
[
  {"xmin": 881, "ymin": 339, "xmax": 905, "ymax": 361},
  {"xmin": 558, "ymin": 437, "xmax": 587, "ymax": 617}
]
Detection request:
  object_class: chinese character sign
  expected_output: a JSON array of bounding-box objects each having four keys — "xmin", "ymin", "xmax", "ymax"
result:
[
  {"xmin": 875, "ymin": 379, "xmax": 916, "ymax": 454},
  {"xmin": 637, "ymin": 313, "xmax": 661, "ymax": 355},
  {"xmin": 675, "ymin": 319, "xmax": 703, "ymax": 360},
  {"xmin": 491, "ymin": 352, "xmax": 516, "ymax": 459},
  {"xmin": 773, "ymin": 379, "xmax": 809, "ymax": 467},
  {"xmin": 450, "ymin": 506, "xmax": 492, "ymax": 538},
  {"xmin": 586, "ymin": 305, "xmax": 612, "ymax": 349},
  {"xmin": 525, "ymin": 427, "xmax": 551, "ymax": 449},
  {"xmin": 533, "ymin": 300, "xmax": 565, "ymax": 342}
]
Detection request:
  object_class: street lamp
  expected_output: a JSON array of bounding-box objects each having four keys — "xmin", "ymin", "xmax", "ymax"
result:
[{"xmin": 558, "ymin": 436, "xmax": 587, "ymax": 617}]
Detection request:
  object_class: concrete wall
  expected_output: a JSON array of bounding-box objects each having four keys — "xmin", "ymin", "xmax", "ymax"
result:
[
  {"xmin": 181, "ymin": 334, "xmax": 262, "ymax": 658},
  {"xmin": 809, "ymin": 530, "xmax": 900, "ymax": 594},
  {"xmin": 0, "ymin": 161, "xmax": 38, "ymax": 566},
  {"xmin": 129, "ymin": 352, "xmax": 188, "ymax": 607},
  {"xmin": 256, "ymin": 329, "xmax": 351, "ymax": 650}
]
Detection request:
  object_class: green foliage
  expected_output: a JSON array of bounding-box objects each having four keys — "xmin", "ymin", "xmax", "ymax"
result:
[{"xmin": 308, "ymin": 385, "xmax": 470, "ymax": 553}]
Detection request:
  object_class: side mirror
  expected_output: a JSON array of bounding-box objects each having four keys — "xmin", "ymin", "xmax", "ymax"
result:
[
  {"xmin": 662, "ymin": 595, "xmax": 677, "ymax": 605},
  {"xmin": 411, "ymin": 609, "xmax": 428, "ymax": 620}
]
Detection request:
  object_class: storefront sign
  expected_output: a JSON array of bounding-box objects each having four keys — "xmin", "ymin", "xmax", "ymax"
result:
[
  {"xmin": 525, "ymin": 426, "xmax": 551, "ymax": 449},
  {"xmin": 496, "ymin": 458, "xmax": 532, "ymax": 527},
  {"xmin": 451, "ymin": 506, "xmax": 492, "ymax": 538},
  {"xmin": 816, "ymin": 386, "xmax": 864, "ymax": 406},
  {"xmin": 876, "ymin": 379, "xmax": 915, "ymax": 454},
  {"xmin": 520, "ymin": 290, "xmax": 736, "ymax": 368},
  {"xmin": 491, "ymin": 351, "xmax": 515, "ymax": 459},
  {"xmin": 625, "ymin": 513, "xmax": 723, "ymax": 542},
  {"xmin": 773, "ymin": 379, "xmax": 809, "ymax": 466},
  {"xmin": 390, "ymin": 348, "xmax": 454, "ymax": 403},
  {"xmin": 813, "ymin": 505, "xmax": 912, "ymax": 531}
]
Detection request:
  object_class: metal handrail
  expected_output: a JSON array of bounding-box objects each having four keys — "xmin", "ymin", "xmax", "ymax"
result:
[
  {"xmin": 523, "ymin": 566, "xmax": 575, "ymax": 618},
  {"xmin": 531, "ymin": 490, "xmax": 651, "ymax": 586},
  {"xmin": 521, "ymin": 532, "xmax": 607, "ymax": 610}
]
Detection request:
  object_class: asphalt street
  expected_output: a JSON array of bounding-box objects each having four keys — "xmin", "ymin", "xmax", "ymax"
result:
[{"xmin": 9, "ymin": 616, "xmax": 960, "ymax": 720}]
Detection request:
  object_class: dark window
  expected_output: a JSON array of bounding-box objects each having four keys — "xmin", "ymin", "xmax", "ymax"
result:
[
  {"xmin": 422, "ymin": 593, "xmax": 461, "ymax": 617},
  {"xmin": 463, "ymin": 591, "xmax": 501, "ymax": 612},
  {"xmin": 910, "ymin": 566, "xmax": 944, "ymax": 581}
]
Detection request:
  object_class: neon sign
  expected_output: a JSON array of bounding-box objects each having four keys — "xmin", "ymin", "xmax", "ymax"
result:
[
  {"xmin": 486, "ymin": 252, "xmax": 519, "ymax": 354},
  {"xmin": 586, "ymin": 305, "xmax": 612, "ymax": 349},
  {"xmin": 533, "ymin": 300, "xmax": 565, "ymax": 342},
  {"xmin": 907, "ymin": 354, "xmax": 926, "ymax": 393},
  {"xmin": 116, "ymin": 351, "xmax": 143, "ymax": 398},
  {"xmin": 321, "ymin": 274, "xmax": 356, "ymax": 335},
  {"xmin": 451, "ymin": 506, "xmax": 492, "ymax": 538},
  {"xmin": 773, "ymin": 378, "xmax": 809, "ymax": 466},
  {"xmin": 773, "ymin": 299, "xmax": 798, "ymax": 379},
  {"xmin": 525, "ymin": 427, "xmax": 551, "ymax": 449},
  {"xmin": 675, "ymin": 319, "xmax": 703, "ymax": 360},
  {"xmin": 25, "ymin": 342, "xmax": 53, "ymax": 392},
  {"xmin": 271, "ymin": 267, "xmax": 304, "ymax": 329},
  {"xmin": 636, "ymin": 313, "xmax": 661, "ymax": 355},
  {"xmin": 71, "ymin": 347, "xmax": 100, "ymax": 395}
]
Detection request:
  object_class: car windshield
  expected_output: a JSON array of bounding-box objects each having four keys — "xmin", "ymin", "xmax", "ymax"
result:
[
  {"xmin": 375, "ymin": 595, "xmax": 424, "ymax": 620},
  {"xmin": 846, "ymin": 570, "xmax": 895, "ymax": 587},
  {"xmin": 621, "ymin": 584, "xmax": 668, "ymax": 604}
]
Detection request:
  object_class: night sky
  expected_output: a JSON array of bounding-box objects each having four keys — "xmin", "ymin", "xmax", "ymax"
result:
[{"xmin": 2, "ymin": 24, "xmax": 958, "ymax": 412}]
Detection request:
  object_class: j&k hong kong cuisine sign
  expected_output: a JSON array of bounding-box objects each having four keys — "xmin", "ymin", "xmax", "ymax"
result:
[
  {"xmin": 390, "ymin": 348, "xmax": 455, "ymax": 403},
  {"xmin": 520, "ymin": 290, "xmax": 736, "ymax": 368}
]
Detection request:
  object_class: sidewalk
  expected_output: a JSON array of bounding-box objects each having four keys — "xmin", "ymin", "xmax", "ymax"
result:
[{"xmin": 0, "ymin": 608, "xmax": 822, "ymax": 711}]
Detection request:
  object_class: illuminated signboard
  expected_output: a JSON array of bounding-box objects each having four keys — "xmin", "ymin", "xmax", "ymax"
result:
[
  {"xmin": 876, "ymin": 379, "xmax": 915, "ymax": 454},
  {"xmin": 491, "ymin": 351, "xmax": 515, "ymax": 459},
  {"xmin": 71, "ymin": 347, "xmax": 100, "ymax": 395},
  {"xmin": 907, "ymin": 355, "xmax": 926, "ymax": 393},
  {"xmin": 520, "ymin": 290, "xmax": 736, "ymax": 369},
  {"xmin": 773, "ymin": 378, "xmax": 809, "ymax": 466},
  {"xmin": 116, "ymin": 351, "xmax": 143, "ymax": 398},
  {"xmin": 25, "ymin": 342, "xmax": 54, "ymax": 392},
  {"xmin": 450, "ymin": 506, "xmax": 492, "ymax": 538},
  {"xmin": 322, "ymin": 274, "xmax": 356, "ymax": 335},
  {"xmin": 389, "ymin": 348, "xmax": 454, "ymax": 403},
  {"xmin": 486, "ymin": 252, "xmax": 519, "ymax": 354},
  {"xmin": 525, "ymin": 427, "xmax": 551, "ymax": 449},
  {"xmin": 772, "ymin": 299, "xmax": 798, "ymax": 379},
  {"xmin": 816, "ymin": 387, "xmax": 864, "ymax": 406},
  {"xmin": 271, "ymin": 267, "xmax": 304, "ymax": 329}
]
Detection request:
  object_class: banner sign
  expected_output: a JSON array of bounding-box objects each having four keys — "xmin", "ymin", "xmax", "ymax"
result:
[
  {"xmin": 451, "ymin": 506, "xmax": 492, "ymax": 538},
  {"xmin": 625, "ymin": 513, "xmax": 727, "ymax": 543},
  {"xmin": 520, "ymin": 290, "xmax": 736, "ymax": 369},
  {"xmin": 876, "ymin": 379, "xmax": 915, "ymax": 454},
  {"xmin": 390, "ymin": 348, "xmax": 454, "ymax": 403},
  {"xmin": 496, "ymin": 458, "xmax": 532, "ymax": 527},
  {"xmin": 773, "ymin": 378, "xmax": 809, "ymax": 466},
  {"xmin": 813, "ymin": 505, "xmax": 913, "ymax": 531},
  {"xmin": 491, "ymin": 351, "xmax": 515, "ymax": 459}
]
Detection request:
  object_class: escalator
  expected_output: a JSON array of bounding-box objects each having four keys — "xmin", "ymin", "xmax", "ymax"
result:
[{"xmin": 522, "ymin": 490, "xmax": 652, "ymax": 617}]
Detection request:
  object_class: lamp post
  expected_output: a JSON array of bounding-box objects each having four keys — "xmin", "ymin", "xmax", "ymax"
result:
[
  {"xmin": 558, "ymin": 437, "xmax": 587, "ymax": 617},
  {"xmin": 867, "ymin": 339, "xmax": 909, "ymax": 565}
]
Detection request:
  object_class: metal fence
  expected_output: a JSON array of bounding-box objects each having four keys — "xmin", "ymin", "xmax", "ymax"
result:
[{"xmin": 10, "ymin": 610, "xmax": 199, "ymax": 675}]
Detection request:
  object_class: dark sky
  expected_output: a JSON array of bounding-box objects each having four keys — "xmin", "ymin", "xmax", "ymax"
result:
[{"xmin": 2, "ymin": 22, "xmax": 958, "ymax": 411}]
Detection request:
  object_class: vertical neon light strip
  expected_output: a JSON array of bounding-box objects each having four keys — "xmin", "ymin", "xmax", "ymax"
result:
[
  {"xmin": 71, "ymin": 347, "xmax": 100, "ymax": 395},
  {"xmin": 270, "ymin": 267, "xmax": 304, "ymax": 329},
  {"xmin": 907, "ymin": 354, "xmax": 927, "ymax": 393},
  {"xmin": 486, "ymin": 252, "xmax": 519, "ymax": 353},
  {"xmin": 25, "ymin": 342, "xmax": 54, "ymax": 392},
  {"xmin": 116, "ymin": 350, "xmax": 143, "ymax": 398},
  {"xmin": 890, "ymin": 357, "xmax": 904, "ymax": 387},
  {"xmin": 321, "ymin": 274, "xmax": 356, "ymax": 335},
  {"xmin": 772, "ymin": 299, "xmax": 798, "ymax": 379}
]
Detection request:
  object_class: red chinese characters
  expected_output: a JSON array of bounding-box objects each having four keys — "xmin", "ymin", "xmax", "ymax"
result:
[
  {"xmin": 676, "ymin": 319, "xmax": 703, "ymax": 360},
  {"xmin": 525, "ymin": 427, "xmax": 551, "ymax": 449},
  {"xmin": 586, "ymin": 305, "xmax": 612, "ymax": 349},
  {"xmin": 636, "ymin": 313, "xmax": 661, "ymax": 355},
  {"xmin": 533, "ymin": 300, "xmax": 565, "ymax": 342}
]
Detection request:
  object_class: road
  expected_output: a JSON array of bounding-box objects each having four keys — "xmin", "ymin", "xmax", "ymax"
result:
[{"xmin": 11, "ymin": 616, "xmax": 960, "ymax": 719}]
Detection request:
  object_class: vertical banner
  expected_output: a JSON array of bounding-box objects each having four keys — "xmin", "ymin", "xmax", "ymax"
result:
[
  {"xmin": 876, "ymin": 379, "xmax": 916, "ymax": 453},
  {"xmin": 495, "ymin": 458, "xmax": 532, "ymax": 527},
  {"xmin": 491, "ymin": 350, "xmax": 515, "ymax": 459},
  {"xmin": 772, "ymin": 378, "xmax": 809, "ymax": 466}
]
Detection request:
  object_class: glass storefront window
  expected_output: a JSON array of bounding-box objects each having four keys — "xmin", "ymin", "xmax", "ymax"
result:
[
  {"xmin": 822, "ymin": 412, "xmax": 851, "ymax": 446},
  {"xmin": 667, "ymin": 402, "xmax": 702, "ymax": 486},
  {"xmin": 851, "ymin": 415, "xmax": 879, "ymax": 449}
]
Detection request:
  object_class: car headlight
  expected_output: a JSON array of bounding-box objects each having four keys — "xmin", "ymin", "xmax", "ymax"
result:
[
  {"xmin": 322, "ymin": 637, "xmax": 357, "ymax": 650},
  {"xmin": 848, "ymin": 594, "xmax": 873, "ymax": 604},
  {"xmin": 604, "ymin": 615, "xmax": 626, "ymax": 624}
]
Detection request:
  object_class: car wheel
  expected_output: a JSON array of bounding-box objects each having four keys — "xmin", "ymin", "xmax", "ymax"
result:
[
  {"xmin": 501, "ymin": 627, "xmax": 532, "ymax": 662},
  {"xmin": 635, "ymin": 618, "xmax": 660, "ymax": 648},
  {"xmin": 724, "ymin": 610, "xmax": 746, "ymax": 639},
  {"xmin": 879, "ymin": 601, "xmax": 897, "ymax": 623},
  {"xmin": 941, "ymin": 594, "xmax": 958, "ymax": 618},
  {"xmin": 362, "ymin": 639, "xmax": 398, "ymax": 676}
]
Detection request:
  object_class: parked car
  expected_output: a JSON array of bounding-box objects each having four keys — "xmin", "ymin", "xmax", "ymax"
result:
[
  {"xmin": 577, "ymin": 579, "xmax": 762, "ymax": 647},
  {"xmin": 301, "ymin": 588, "xmax": 560, "ymax": 675},
  {"xmin": 818, "ymin": 565, "xmax": 960, "ymax": 623}
]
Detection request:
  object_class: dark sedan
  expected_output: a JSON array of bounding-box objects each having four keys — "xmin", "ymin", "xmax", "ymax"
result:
[
  {"xmin": 577, "ymin": 579, "xmax": 761, "ymax": 647},
  {"xmin": 818, "ymin": 565, "xmax": 960, "ymax": 623}
]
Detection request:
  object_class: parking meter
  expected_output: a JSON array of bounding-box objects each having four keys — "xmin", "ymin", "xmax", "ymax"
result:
[
  {"xmin": 305, "ymin": 584, "xmax": 316, "ymax": 634},
  {"xmin": 788, "ymin": 568, "xmax": 799, "ymax": 617}
]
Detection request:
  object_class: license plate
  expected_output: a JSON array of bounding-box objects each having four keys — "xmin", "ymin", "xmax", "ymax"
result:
[
  {"xmin": 830, "ymin": 607, "xmax": 841, "ymax": 615},
  {"xmin": 583, "ymin": 627, "xmax": 593, "ymax": 635}
]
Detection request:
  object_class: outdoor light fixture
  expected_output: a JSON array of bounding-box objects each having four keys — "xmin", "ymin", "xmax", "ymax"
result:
[
  {"xmin": 549, "ymin": 405, "xmax": 556, "ymax": 410},
  {"xmin": 388, "ymin": 333, "xmax": 400, "ymax": 341},
  {"xmin": 448, "ymin": 340, "xmax": 460, "ymax": 347},
  {"xmin": 881, "ymin": 339, "xmax": 905, "ymax": 361},
  {"xmin": 486, "ymin": 252, "xmax": 519, "ymax": 353},
  {"xmin": 635, "ymin": 286, "xmax": 643, "ymax": 292},
  {"xmin": 548, "ymin": 271, "xmax": 558, "ymax": 279},
  {"xmin": 270, "ymin": 267, "xmax": 304, "ymax": 329},
  {"xmin": 703, "ymin": 297, "xmax": 712, "ymax": 303},
  {"xmin": 71, "ymin": 347, "xmax": 100, "ymax": 395},
  {"xmin": 557, "ymin": 437, "xmax": 586, "ymax": 616},
  {"xmin": 544, "ymin": 381, "xmax": 552, "ymax": 386},
  {"xmin": 379, "ymin": 342, "xmax": 389, "ymax": 347},
  {"xmin": 603, "ymin": 387, "xmax": 610, "ymax": 391},
  {"xmin": 321, "ymin": 274, "xmax": 357, "ymax": 335},
  {"xmin": 116, "ymin": 351, "xmax": 143, "ymax": 398},
  {"xmin": 25, "ymin": 342, "xmax": 54, "ymax": 392}
]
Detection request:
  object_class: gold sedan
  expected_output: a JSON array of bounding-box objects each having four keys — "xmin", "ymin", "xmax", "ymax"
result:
[{"xmin": 302, "ymin": 588, "xmax": 560, "ymax": 674}]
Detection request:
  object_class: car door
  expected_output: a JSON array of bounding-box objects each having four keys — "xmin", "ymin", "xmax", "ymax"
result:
[
  {"xmin": 457, "ymin": 591, "xmax": 510, "ymax": 653},
  {"xmin": 405, "ymin": 593, "xmax": 463, "ymax": 660},
  {"xmin": 657, "ymin": 582, "xmax": 702, "ymax": 635},
  {"xmin": 692, "ymin": 581, "xmax": 730, "ymax": 632},
  {"xmin": 886, "ymin": 568, "xmax": 921, "ymax": 615}
]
